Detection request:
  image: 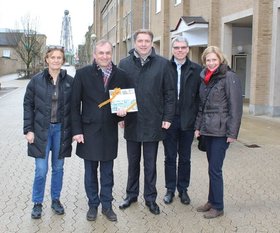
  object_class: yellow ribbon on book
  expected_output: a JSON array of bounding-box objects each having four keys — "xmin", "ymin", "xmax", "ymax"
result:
[
  {"xmin": 98, "ymin": 88, "xmax": 121, "ymax": 108},
  {"xmin": 126, "ymin": 101, "xmax": 137, "ymax": 112}
]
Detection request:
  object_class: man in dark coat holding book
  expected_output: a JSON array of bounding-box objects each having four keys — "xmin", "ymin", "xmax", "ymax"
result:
[
  {"xmin": 118, "ymin": 29, "xmax": 175, "ymax": 215},
  {"xmin": 71, "ymin": 39, "xmax": 129, "ymax": 222}
]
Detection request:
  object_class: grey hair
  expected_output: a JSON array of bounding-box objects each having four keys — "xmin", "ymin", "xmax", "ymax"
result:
[
  {"xmin": 171, "ymin": 36, "xmax": 189, "ymax": 47},
  {"xmin": 93, "ymin": 39, "xmax": 113, "ymax": 53}
]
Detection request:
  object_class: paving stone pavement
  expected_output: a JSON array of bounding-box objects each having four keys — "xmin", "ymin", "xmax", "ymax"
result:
[{"xmin": 1, "ymin": 69, "xmax": 280, "ymax": 233}]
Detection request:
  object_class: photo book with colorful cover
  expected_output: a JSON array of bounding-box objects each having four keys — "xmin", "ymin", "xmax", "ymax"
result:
[{"xmin": 109, "ymin": 88, "xmax": 138, "ymax": 113}]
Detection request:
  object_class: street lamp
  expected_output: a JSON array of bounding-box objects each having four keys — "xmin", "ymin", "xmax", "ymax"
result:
[
  {"xmin": 91, "ymin": 33, "xmax": 97, "ymax": 42},
  {"xmin": 89, "ymin": 33, "xmax": 97, "ymax": 63}
]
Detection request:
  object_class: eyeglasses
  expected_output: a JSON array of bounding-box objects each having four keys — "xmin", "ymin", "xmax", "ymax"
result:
[
  {"xmin": 173, "ymin": 46, "xmax": 188, "ymax": 50},
  {"xmin": 47, "ymin": 45, "xmax": 64, "ymax": 52}
]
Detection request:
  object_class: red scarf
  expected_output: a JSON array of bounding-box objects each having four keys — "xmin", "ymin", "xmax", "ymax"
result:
[{"xmin": 204, "ymin": 68, "xmax": 217, "ymax": 85}]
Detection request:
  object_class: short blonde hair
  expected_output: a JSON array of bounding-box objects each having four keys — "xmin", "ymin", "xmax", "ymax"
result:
[{"xmin": 201, "ymin": 46, "xmax": 228, "ymax": 66}]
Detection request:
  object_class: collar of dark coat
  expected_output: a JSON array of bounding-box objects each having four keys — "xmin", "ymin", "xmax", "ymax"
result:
[
  {"xmin": 43, "ymin": 68, "xmax": 67, "ymax": 81},
  {"xmin": 200, "ymin": 63, "xmax": 230, "ymax": 80},
  {"xmin": 91, "ymin": 61, "xmax": 117, "ymax": 83},
  {"xmin": 92, "ymin": 61, "xmax": 116, "ymax": 72},
  {"xmin": 170, "ymin": 56, "xmax": 192, "ymax": 70}
]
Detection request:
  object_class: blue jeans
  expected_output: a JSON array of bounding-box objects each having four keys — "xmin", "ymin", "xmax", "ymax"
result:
[
  {"xmin": 205, "ymin": 136, "xmax": 229, "ymax": 211},
  {"xmin": 163, "ymin": 115, "xmax": 194, "ymax": 193},
  {"xmin": 32, "ymin": 123, "xmax": 64, "ymax": 203},
  {"xmin": 84, "ymin": 159, "xmax": 114, "ymax": 209}
]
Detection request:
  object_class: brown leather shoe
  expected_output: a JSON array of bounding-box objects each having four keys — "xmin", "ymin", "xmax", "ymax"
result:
[
  {"xmin": 203, "ymin": 208, "xmax": 224, "ymax": 219},
  {"xmin": 196, "ymin": 202, "xmax": 212, "ymax": 212}
]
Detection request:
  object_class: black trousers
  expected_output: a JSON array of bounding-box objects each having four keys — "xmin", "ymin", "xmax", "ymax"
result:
[
  {"xmin": 125, "ymin": 140, "xmax": 159, "ymax": 202},
  {"xmin": 163, "ymin": 115, "xmax": 194, "ymax": 194}
]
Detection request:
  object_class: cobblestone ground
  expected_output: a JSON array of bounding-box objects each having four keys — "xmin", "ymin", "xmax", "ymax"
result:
[{"xmin": 0, "ymin": 72, "xmax": 280, "ymax": 233}]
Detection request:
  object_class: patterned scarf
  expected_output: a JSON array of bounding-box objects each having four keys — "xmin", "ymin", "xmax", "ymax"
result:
[{"xmin": 96, "ymin": 61, "xmax": 113, "ymax": 89}]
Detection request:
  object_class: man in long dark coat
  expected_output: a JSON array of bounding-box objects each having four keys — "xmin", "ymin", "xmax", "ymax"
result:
[
  {"xmin": 118, "ymin": 29, "xmax": 175, "ymax": 215},
  {"xmin": 71, "ymin": 39, "xmax": 129, "ymax": 222}
]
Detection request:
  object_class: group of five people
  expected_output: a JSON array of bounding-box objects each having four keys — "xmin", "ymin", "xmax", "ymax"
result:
[{"xmin": 23, "ymin": 29, "xmax": 242, "ymax": 222}]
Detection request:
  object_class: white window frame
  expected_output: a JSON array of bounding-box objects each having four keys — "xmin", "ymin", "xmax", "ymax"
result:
[
  {"xmin": 175, "ymin": 0, "xmax": 182, "ymax": 5},
  {"xmin": 156, "ymin": 0, "xmax": 161, "ymax": 13},
  {"xmin": 2, "ymin": 49, "xmax": 11, "ymax": 58}
]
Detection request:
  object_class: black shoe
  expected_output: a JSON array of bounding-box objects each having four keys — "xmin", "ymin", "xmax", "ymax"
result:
[
  {"xmin": 179, "ymin": 191, "xmax": 190, "ymax": 205},
  {"xmin": 119, "ymin": 197, "xmax": 137, "ymax": 209},
  {"xmin": 87, "ymin": 207, "xmax": 98, "ymax": 221},
  {"xmin": 31, "ymin": 203, "xmax": 42, "ymax": 219},
  {"xmin": 102, "ymin": 208, "xmax": 117, "ymax": 221},
  {"xmin": 145, "ymin": 201, "xmax": 160, "ymax": 215},
  {"xmin": 163, "ymin": 191, "xmax": 174, "ymax": 204},
  {"xmin": 51, "ymin": 199, "xmax": 65, "ymax": 215}
]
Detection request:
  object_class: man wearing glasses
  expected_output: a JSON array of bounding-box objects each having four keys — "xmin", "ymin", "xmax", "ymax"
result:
[{"xmin": 163, "ymin": 36, "xmax": 202, "ymax": 205}]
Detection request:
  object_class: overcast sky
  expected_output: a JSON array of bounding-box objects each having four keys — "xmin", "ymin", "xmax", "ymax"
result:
[{"xmin": 0, "ymin": 0, "xmax": 93, "ymax": 51}]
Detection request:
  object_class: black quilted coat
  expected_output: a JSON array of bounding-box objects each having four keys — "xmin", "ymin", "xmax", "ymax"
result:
[{"xmin": 23, "ymin": 69, "xmax": 73, "ymax": 158}]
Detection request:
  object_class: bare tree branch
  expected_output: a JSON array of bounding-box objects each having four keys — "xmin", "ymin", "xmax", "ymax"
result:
[{"xmin": 8, "ymin": 15, "xmax": 45, "ymax": 78}]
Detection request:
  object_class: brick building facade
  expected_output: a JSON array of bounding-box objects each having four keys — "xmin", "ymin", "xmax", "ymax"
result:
[{"xmin": 90, "ymin": 0, "xmax": 280, "ymax": 116}]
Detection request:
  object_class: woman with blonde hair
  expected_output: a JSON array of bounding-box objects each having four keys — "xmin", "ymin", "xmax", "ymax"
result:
[
  {"xmin": 194, "ymin": 46, "xmax": 243, "ymax": 218},
  {"xmin": 23, "ymin": 46, "xmax": 73, "ymax": 219}
]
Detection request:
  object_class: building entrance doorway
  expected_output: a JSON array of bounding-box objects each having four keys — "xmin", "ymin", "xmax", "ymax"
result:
[{"xmin": 233, "ymin": 54, "xmax": 247, "ymax": 97}]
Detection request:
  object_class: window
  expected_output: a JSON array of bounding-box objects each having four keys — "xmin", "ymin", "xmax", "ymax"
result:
[
  {"xmin": 156, "ymin": 0, "xmax": 161, "ymax": 13},
  {"xmin": 175, "ymin": 0, "xmax": 181, "ymax": 5},
  {"xmin": 2, "ymin": 50, "xmax": 11, "ymax": 58}
]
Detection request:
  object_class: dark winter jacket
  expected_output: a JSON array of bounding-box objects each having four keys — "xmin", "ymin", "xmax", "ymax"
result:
[
  {"xmin": 71, "ymin": 63, "xmax": 129, "ymax": 161},
  {"xmin": 119, "ymin": 48, "xmax": 175, "ymax": 142},
  {"xmin": 170, "ymin": 56, "xmax": 202, "ymax": 130},
  {"xmin": 23, "ymin": 69, "xmax": 73, "ymax": 158},
  {"xmin": 195, "ymin": 64, "xmax": 243, "ymax": 139}
]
